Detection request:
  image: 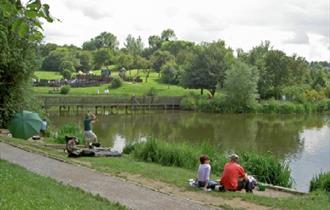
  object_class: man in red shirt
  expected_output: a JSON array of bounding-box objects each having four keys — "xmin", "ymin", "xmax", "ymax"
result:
[{"xmin": 220, "ymin": 154, "xmax": 249, "ymax": 191}]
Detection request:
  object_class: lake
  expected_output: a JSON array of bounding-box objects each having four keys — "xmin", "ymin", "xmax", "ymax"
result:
[{"xmin": 50, "ymin": 112, "xmax": 330, "ymax": 192}]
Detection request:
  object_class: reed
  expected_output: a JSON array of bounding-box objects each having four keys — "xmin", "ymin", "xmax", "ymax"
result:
[
  {"xmin": 310, "ymin": 172, "xmax": 330, "ymax": 192},
  {"xmin": 124, "ymin": 139, "xmax": 292, "ymax": 187}
]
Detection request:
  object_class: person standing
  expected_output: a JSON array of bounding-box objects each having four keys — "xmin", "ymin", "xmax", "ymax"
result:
[{"xmin": 83, "ymin": 112, "xmax": 97, "ymax": 147}]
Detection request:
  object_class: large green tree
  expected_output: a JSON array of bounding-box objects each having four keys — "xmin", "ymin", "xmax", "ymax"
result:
[
  {"xmin": 224, "ymin": 61, "xmax": 259, "ymax": 112},
  {"xmin": 181, "ymin": 41, "xmax": 233, "ymax": 96},
  {"xmin": 0, "ymin": 0, "xmax": 53, "ymax": 127},
  {"xmin": 82, "ymin": 32, "xmax": 118, "ymax": 50},
  {"xmin": 124, "ymin": 34, "xmax": 144, "ymax": 56}
]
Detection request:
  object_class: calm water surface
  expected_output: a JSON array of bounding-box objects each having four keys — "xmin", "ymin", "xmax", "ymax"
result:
[{"xmin": 50, "ymin": 112, "xmax": 330, "ymax": 192}]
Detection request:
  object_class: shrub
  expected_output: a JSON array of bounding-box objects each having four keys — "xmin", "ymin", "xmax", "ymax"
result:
[
  {"xmin": 180, "ymin": 95, "xmax": 197, "ymax": 110},
  {"xmin": 145, "ymin": 87, "xmax": 157, "ymax": 96},
  {"xmin": 125, "ymin": 139, "xmax": 292, "ymax": 187},
  {"xmin": 60, "ymin": 85, "xmax": 70, "ymax": 95},
  {"xmin": 54, "ymin": 123, "xmax": 83, "ymax": 144},
  {"xmin": 61, "ymin": 69, "xmax": 73, "ymax": 79},
  {"xmin": 110, "ymin": 77, "xmax": 122, "ymax": 89},
  {"xmin": 310, "ymin": 172, "xmax": 330, "ymax": 192}
]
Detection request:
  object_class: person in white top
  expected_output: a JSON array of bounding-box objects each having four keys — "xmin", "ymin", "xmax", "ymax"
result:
[{"xmin": 197, "ymin": 155, "xmax": 217, "ymax": 191}]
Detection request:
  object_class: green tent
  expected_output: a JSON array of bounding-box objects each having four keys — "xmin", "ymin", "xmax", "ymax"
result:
[{"xmin": 9, "ymin": 110, "xmax": 42, "ymax": 139}]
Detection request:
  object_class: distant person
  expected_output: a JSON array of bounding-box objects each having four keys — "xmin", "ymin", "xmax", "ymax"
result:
[
  {"xmin": 220, "ymin": 154, "xmax": 254, "ymax": 192},
  {"xmin": 197, "ymin": 155, "xmax": 217, "ymax": 191},
  {"xmin": 83, "ymin": 112, "xmax": 98, "ymax": 147},
  {"xmin": 40, "ymin": 119, "xmax": 47, "ymax": 136}
]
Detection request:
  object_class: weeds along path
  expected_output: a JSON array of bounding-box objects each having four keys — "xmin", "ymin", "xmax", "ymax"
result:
[{"xmin": 0, "ymin": 142, "xmax": 219, "ymax": 210}]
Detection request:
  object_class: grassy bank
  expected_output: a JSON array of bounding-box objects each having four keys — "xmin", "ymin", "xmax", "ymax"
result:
[
  {"xmin": 124, "ymin": 139, "xmax": 292, "ymax": 187},
  {"xmin": 181, "ymin": 94, "xmax": 330, "ymax": 114},
  {"xmin": 33, "ymin": 71, "xmax": 199, "ymax": 96},
  {"xmin": 1, "ymin": 137, "xmax": 329, "ymax": 210},
  {"xmin": 0, "ymin": 159, "xmax": 128, "ymax": 210}
]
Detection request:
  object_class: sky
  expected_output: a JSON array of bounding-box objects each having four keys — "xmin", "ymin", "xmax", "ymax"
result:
[{"xmin": 41, "ymin": 0, "xmax": 330, "ymax": 61}]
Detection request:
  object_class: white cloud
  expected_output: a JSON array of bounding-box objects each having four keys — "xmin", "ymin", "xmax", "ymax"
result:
[{"xmin": 41, "ymin": 0, "xmax": 330, "ymax": 61}]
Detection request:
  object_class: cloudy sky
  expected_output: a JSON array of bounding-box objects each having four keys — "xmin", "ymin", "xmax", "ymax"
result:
[{"xmin": 41, "ymin": 0, "xmax": 329, "ymax": 61}]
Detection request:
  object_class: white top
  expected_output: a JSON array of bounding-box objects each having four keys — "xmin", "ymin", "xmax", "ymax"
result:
[{"xmin": 197, "ymin": 163, "xmax": 211, "ymax": 182}]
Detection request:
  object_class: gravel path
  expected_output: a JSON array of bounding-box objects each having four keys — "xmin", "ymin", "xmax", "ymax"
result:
[{"xmin": 0, "ymin": 142, "xmax": 219, "ymax": 210}]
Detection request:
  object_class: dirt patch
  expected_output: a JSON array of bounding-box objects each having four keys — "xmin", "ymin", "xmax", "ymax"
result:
[{"xmin": 120, "ymin": 173, "xmax": 284, "ymax": 210}]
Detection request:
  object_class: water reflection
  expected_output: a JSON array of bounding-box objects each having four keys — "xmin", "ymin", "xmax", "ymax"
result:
[{"xmin": 50, "ymin": 112, "xmax": 330, "ymax": 192}]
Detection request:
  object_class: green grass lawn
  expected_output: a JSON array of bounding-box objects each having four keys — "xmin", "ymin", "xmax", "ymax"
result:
[
  {"xmin": 33, "ymin": 70, "xmax": 199, "ymax": 96},
  {"xmin": 34, "ymin": 71, "xmax": 63, "ymax": 80},
  {"xmin": 1, "ymin": 137, "xmax": 329, "ymax": 210},
  {"xmin": 0, "ymin": 159, "xmax": 128, "ymax": 210}
]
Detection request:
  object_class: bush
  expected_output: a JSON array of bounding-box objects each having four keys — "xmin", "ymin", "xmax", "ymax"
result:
[
  {"xmin": 125, "ymin": 139, "xmax": 292, "ymax": 187},
  {"xmin": 310, "ymin": 172, "xmax": 330, "ymax": 192},
  {"xmin": 60, "ymin": 85, "xmax": 70, "ymax": 95},
  {"xmin": 180, "ymin": 95, "xmax": 197, "ymax": 110},
  {"xmin": 110, "ymin": 77, "xmax": 122, "ymax": 89},
  {"xmin": 61, "ymin": 69, "xmax": 73, "ymax": 79},
  {"xmin": 54, "ymin": 123, "xmax": 83, "ymax": 144},
  {"xmin": 145, "ymin": 87, "xmax": 157, "ymax": 96}
]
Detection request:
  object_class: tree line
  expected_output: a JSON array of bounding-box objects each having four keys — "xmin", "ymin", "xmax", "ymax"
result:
[{"xmin": 39, "ymin": 30, "xmax": 330, "ymax": 100}]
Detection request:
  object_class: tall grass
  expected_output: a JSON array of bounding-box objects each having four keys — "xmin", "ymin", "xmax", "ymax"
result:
[
  {"xmin": 310, "ymin": 172, "xmax": 330, "ymax": 192},
  {"xmin": 124, "ymin": 139, "xmax": 292, "ymax": 187},
  {"xmin": 180, "ymin": 94, "xmax": 330, "ymax": 114},
  {"xmin": 54, "ymin": 123, "xmax": 83, "ymax": 144}
]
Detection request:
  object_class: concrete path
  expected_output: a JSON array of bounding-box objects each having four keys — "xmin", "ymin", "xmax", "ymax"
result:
[{"xmin": 0, "ymin": 142, "xmax": 218, "ymax": 210}]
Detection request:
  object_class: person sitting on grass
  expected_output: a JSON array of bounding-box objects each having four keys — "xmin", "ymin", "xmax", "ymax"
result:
[
  {"xmin": 83, "ymin": 112, "xmax": 98, "ymax": 147},
  {"xmin": 220, "ymin": 154, "xmax": 254, "ymax": 192},
  {"xmin": 197, "ymin": 155, "xmax": 217, "ymax": 191}
]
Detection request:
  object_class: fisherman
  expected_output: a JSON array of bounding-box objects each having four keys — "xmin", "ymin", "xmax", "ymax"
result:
[{"xmin": 83, "ymin": 112, "xmax": 98, "ymax": 147}]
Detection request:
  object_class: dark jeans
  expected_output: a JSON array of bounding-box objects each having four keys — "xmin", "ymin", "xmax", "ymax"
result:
[
  {"xmin": 197, "ymin": 180, "xmax": 218, "ymax": 189},
  {"xmin": 237, "ymin": 180, "xmax": 255, "ymax": 192}
]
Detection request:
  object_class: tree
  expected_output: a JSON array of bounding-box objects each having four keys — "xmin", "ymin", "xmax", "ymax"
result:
[
  {"xmin": 0, "ymin": 0, "xmax": 53, "ymax": 127},
  {"xmin": 148, "ymin": 35, "xmax": 162, "ymax": 50},
  {"xmin": 124, "ymin": 34, "xmax": 144, "ymax": 56},
  {"xmin": 263, "ymin": 50, "xmax": 290, "ymax": 99},
  {"xmin": 160, "ymin": 62, "xmax": 181, "ymax": 84},
  {"xmin": 224, "ymin": 62, "xmax": 259, "ymax": 112},
  {"xmin": 78, "ymin": 51, "xmax": 92, "ymax": 72},
  {"xmin": 181, "ymin": 41, "xmax": 233, "ymax": 96},
  {"xmin": 161, "ymin": 29, "xmax": 176, "ymax": 41},
  {"xmin": 150, "ymin": 50, "xmax": 175, "ymax": 74},
  {"xmin": 116, "ymin": 53, "xmax": 134, "ymax": 69},
  {"xmin": 82, "ymin": 32, "xmax": 119, "ymax": 50},
  {"xmin": 41, "ymin": 48, "xmax": 78, "ymax": 71},
  {"xmin": 93, "ymin": 48, "xmax": 112, "ymax": 69}
]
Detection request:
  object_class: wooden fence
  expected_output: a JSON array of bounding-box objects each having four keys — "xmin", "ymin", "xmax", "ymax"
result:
[{"xmin": 37, "ymin": 95, "xmax": 183, "ymax": 113}]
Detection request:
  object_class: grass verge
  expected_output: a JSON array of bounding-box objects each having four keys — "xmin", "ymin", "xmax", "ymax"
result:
[
  {"xmin": 0, "ymin": 159, "xmax": 128, "ymax": 210},
  {"xmin": 1, "ymin": 137, "xmax": 329, "ymax": 210}
]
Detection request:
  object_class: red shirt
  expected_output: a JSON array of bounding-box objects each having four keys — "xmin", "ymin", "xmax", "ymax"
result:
[{"xmin": 220, "ymin": 162, "xmax": 245, "ymax": 190}]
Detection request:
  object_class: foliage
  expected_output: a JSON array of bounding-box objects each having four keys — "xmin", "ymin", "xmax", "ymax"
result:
[
  {"xmin": 0, "ymin": 160, "xmax": 128, "ymax": 210},
  {"xmin": 224, "ymin": 61, "xmax": 259, "ymax": 112},
  {"xmin": 82, "ymin": 32, "xmax": 119, "ymax": 50},
  {"xmin": 78, "ymin": 51, "xmax": 93, "ymax": 72},
  {"xmin": 124, "ymin": 34, "xmax": 144, "ymax": 56},
  {"xmin": 110, "ymin": 77, "xmax": 122, "ymax": 89},
  {"xmin": 42, "ymin": 48, "xmax": 77, "ymax": 71},
  {"xmin": 125, "ymin": 139, "xmax": 292, "ymax": 187},
  {"xmin": 54, "ymin": 123, "xmax": 83, "ymax": 144},
  {"xmin": 181, "ymin": 40, "xmax": 233, "ymax": 96},
  {"xmin": 160, "ymin": 29, "xmax": 176, "ymax": 41},
  {"xmin": 60, "ymin": 85, "xmax": 71, "ymax": 95},
  {"xmin": 93, "ymin": 48, "xmax": 113, "ymax": 69},
  {"xmin": 61, "ymin": 69, "xmax": 73, "ymax": 79},
  {"xmin": 0, "ymin": 0, "xmax": 53, "ymax": 127},
  {"xmin": 150, "ymin": 50, "xmax": 175, "ymax": 73},
  {"xmin": 160, "ymin": 62, "xmax": 181, "ymax": 84},
  {"xmin": 310, "ymin": 172, "xmax": 330, "ymax": 192}
]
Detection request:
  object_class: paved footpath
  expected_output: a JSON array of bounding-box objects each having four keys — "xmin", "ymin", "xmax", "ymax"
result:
[{"xmin": 0, "ymin": 142, "xmax": 219, "ymax": 210}]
